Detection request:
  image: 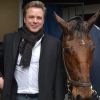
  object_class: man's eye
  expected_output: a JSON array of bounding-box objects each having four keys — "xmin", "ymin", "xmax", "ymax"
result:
[
  {"xmin": 29, "ymin": 16, "xmax": 34, "ymax": 19},
  {"xmin": 37, "ymin": 16, "xmax": 42, "ymax": 20}
]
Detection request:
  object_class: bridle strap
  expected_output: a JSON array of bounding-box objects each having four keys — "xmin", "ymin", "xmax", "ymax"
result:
[
  {"xmin": 69, "ymin": 80, "xmax": 91, "ymax": 87},
  {"xmin": 62, "ymin": 48, "xmax": 71, "ymax": 81}
]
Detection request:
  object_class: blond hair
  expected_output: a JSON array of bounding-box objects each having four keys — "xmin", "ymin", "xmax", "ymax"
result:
[{"xmin": 23, "ymin": 1, "xmax": 46, "ymax": 17}]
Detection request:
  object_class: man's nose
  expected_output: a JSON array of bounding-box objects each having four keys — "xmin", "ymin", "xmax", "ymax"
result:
[{"xmin": 33, "ymin": 18, "xmax": 38, "ymax": 23}]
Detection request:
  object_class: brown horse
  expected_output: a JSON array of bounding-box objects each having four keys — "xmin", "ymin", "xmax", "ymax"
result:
[{"xmin": 55, "ymin": 10, "xmax": 100, "ymax": 100}]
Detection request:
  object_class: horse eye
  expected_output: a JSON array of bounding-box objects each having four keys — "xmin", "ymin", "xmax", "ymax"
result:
[{"xmin": 63, "ymin": 47, "xmax": 72, "ymax": 53}]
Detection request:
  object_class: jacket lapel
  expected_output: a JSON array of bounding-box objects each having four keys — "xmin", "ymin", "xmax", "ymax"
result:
[
  {"xmin": 38, "ymin": 34, "xmax": 48, "ymax": 91},
  {"xmin": 13, "ymin": 32, "xmax": 21, "ymax": 64}
]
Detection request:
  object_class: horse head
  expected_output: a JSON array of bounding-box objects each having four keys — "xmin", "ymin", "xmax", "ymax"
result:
[{"xmin": 55, "ymin": 9, "xmax": 100, "ymax": 100}]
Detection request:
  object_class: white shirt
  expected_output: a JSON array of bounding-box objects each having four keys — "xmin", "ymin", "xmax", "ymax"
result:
[{"xmin": 14, "ymin": 38, "xmax": 42, "ymax": 94}]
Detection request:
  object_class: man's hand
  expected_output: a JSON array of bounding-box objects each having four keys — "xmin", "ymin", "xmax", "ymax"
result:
[{"xmin": 0, "ymin": 77, "xmax": 4, "ymax": 89}]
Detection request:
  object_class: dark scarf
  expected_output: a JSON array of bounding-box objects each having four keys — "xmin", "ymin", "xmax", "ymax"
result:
[{"xmin": 19, "ymin": 26, "xmax": 44, "ymax": 68}]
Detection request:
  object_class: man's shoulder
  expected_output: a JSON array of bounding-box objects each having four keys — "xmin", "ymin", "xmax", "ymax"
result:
[
  {"xmin": 43, "ymin": 34, "xmax": 61, "ymax": 48},
  {"xmin": 4, "ymin": 30, "xmax": 20, "ymax": 39},
  {"xmin": 5, "ymin": 31, "xmax": 19, "ymax": 36},
  {"xmin": 44, "ymin": 33, "xmax": 60, "ymax": 42}
]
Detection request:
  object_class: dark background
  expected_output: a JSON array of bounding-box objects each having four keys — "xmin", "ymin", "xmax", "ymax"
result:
[
  {"xmin": 23, "ymin": 0, "xmax": 100, "ymax": 26},
  {"xmin": 23, "ymin": 0, "xmax": 100, "ymax": 5}
]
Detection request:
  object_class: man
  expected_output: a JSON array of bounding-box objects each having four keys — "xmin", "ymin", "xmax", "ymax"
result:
[{"xmin": 1, "ymin": 1, "xmax": 65, "ymax": 100}]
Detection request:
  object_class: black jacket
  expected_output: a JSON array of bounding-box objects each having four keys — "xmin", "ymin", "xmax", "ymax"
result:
[{"xmin": 2, "ymin": 30, "xmax": 65, "ymax": 100}]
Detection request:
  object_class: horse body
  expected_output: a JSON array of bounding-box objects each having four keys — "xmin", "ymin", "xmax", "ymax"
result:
[{"xmin": 55, "ymin": 10, "xmax": 100, "ymax": 100}]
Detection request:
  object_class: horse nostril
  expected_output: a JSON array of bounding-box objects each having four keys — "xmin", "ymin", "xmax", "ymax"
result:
[
  {"xmin": 76, "ymin": 95, "xmax": 91, "ymax": 100},
  {"xmin": 76, "ymin": 95, "xmax": 82, "ymax": 100}
]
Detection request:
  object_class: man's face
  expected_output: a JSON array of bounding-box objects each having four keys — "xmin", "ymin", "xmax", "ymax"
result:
[{"xmin": 24, "ymin": 7, "xmax": 45, "ymax": 33}]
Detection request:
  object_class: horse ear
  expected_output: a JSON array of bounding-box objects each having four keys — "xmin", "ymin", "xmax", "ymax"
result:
[
  {"xmin": 87, "ymin": 9, "xmax": 100, "ymax": 31},
  {"xmin": 54, "ymin": 12, "xmax": 67, "ymax": 29}
]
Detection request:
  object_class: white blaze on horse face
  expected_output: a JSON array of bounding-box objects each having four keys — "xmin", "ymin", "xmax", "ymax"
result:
[{"xmin": 81, "ymin": 39, "xmax": 86, "ymax": 45}]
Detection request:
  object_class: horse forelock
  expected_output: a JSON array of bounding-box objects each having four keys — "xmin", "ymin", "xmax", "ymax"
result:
[
  {"xmin": 68, "ymin": 16, "xmax": 83, "ymax": 22},
  {"xmin": 68, "ymin": 16, "xmax": 84, "ymax": 31},
  {"xmin": 67, "ymin": 16, "xmax": 87, "ymax": 40}
]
